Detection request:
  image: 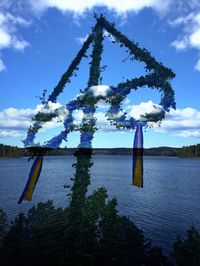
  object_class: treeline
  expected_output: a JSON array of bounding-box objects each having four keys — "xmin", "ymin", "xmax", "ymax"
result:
[
  {"xmin": 0, "ymin": 144, "xmax": 25, "ymax": 157},
  {"xmin": 179, "ymin": 144, "xmax": 200, "ymax": 157},
  {"xmin": 144, "ymin": 147, "xmax": 179, "ymax": 156},
  {"xmin": 1, "ymin": 143, "xmax": 200, "ymax": 158}
]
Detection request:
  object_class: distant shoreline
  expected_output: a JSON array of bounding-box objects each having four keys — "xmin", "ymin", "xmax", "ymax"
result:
[
  {"xmin": 1, "ymin": 144, "xmax": 200, "ymax": 158},
  {"xmin": 0, "ymin": 145, "xmax": 180, "ymax": 157}
]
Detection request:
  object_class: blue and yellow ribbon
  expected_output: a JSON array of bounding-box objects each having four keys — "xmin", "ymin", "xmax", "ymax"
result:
[
  {"xmin": 18, "ymin": 155, "xmax": 43, "ymax": 203},
  {"xmin": 132, "ymin": 124, "xmax": 143, "ymax": 188}
]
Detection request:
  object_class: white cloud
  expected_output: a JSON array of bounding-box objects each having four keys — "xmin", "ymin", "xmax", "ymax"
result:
[
  {"xmin": 2, "ymin": 101, "xmax": 200, "ymax": 140},
  {"xmin": 73, "ymin": 109, "xmax": 124, "ymax": 132},
  {"xmin": 0, "ymin": 12, "xmax": 30, "ymax": 50},
  {"xmin": 156, "ymin": 107, "xmax": 200, "ymax": 138},
  {"xmin": 125, "ymin": 102, "xmax": 200, "ymax": 138},
  {"xmin": 103, "ymin": 30, "xmax": 116, "ymax": 42},
  {"xmin": 0, "ymin": 102, "xmax": 69, "ymax": 141},
  {"xmin": 95, "ymin": 111, "xmax": 116, "ymax": 132},
  {"xmin": 75, "ymin": 28, "xmax": 124, "ymax": 48},
  {"xmin": 73, "ymin": 109, "xmax": 84, "ymax": 123},
  {"xmin": 177, "ymin": 130, "xmax": 200, "ymax": 138},
  {"xmin": 0, "ymin": 11, "xmax": 30, "ymax": 70},
  {"xmin": 170, "ymin": 11, "xmax": 200, "ymax": 70},
  {"xmin": 0, "ymin": 130, "xmax": 23, "ymax": 138},
  {"xmin": 0, "ymin": 1, "xmax": 12, "ymax": 9},
  {"xmin": 12, "ymin": 38, "xmax": 30, "ymax": 50},
  {"xmin": 89, "ymin": 85, "xmax": 112, "ymax": 97},
  {"xmin": 171, "ymin": 38, "xmax": 188, "ymax": 50},
  {"xmin": 28, "ymin": 0, "xmax": 172, "ymax": 14},
  {"xmin": 126, "ymin": 100, "xmax": 163, "ymax": 120},
  {"xmin": 189, "ymin": 28, "xmax": 200, "ymax": 49},
  {"xmin": 73, "ymin": 100, "xmax": 163, "ymax": 132},
  {"xmin": 0, "ymin": 58, "xmax": 6, "ymax": 72},
  {"xmin": 194, "ymin": 58, "xmax": 200, "ymax": 71},
  {"xmin": 41, "ymin": 101, "xmax": 69, "ymax": 125},
  {"xmin": 76, "ymin": 34, "xmax": 89, "ymax": 44},
  {"xmin": 0, "ymin": 107, "xmax": 36, "ymax": 126},
  {"xmin": 169, "ymin": 13, "xmax": 195, "ymax": 27},
  {"xmin": 76, "ymin": 29, "xmax": 122, "ymax": 47},
  {"xmin": 0, "ymin": 27, "xmax": 11, "ymax": 48},
  {"xmin": 96, "ymin": 99, "xmax": 110, "ymax": 109},
  {"xmin": 40, "ymin": 101, "xmax": 62, "ymax": 113}
]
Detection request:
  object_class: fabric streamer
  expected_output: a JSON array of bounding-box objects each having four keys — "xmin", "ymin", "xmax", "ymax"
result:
[
  {"xmin": 18, "ymin": 155, "xmax": 43, "ymax": 203},
  {"xmin": 132, "ymin": 124, "xmax": 144, "ymax": 188}
]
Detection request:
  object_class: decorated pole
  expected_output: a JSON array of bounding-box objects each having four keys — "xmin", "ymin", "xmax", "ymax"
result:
[
  {"xmin": 64, "ymin": 21, "xmax": 104, "ymax": 263},
  {"xmin": 68, "ymin": 21, "xmax": 104, "ymax": 219},
  {"xmin": 19, "ymin": 14, "xmax": 176, "ymax": 205}
]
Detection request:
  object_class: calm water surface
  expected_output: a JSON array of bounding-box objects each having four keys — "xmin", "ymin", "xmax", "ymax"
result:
[{"xmin": 0, "ymin": 155, "xmax": 200, "ymax": 254}]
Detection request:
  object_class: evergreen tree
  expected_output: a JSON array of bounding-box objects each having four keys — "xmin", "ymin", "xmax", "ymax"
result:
[{"xmin": 173, "ymin": 226, "xmax": 200, "ymax": 266}]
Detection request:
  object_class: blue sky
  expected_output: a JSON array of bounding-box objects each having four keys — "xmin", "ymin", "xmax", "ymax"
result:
[{"xmin": 1, "ymin": 0, "xmax": 200, "ymax": 148}]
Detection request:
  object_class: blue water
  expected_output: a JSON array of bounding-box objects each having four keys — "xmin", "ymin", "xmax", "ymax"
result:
[{"xmin": 0, "ymin": 155, "xmax": 200, "ymax": 254}]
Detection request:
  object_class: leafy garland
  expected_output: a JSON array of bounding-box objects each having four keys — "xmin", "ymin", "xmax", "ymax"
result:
[{"xmin": 23, "ymin": 15, "xmax": 176, "ymax": 148}]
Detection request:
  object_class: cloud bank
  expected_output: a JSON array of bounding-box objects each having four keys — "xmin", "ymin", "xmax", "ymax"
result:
[
  {"xmin": 1, "ymin": 100, "xmax": 200, "ymax": 141},
  {"xmin": 0, "ymin": 102, "xmax": 68, "ymax": 139},
  {"xmin": 28, "ymin": 0, "xmax": 172, "ymax": 14}
]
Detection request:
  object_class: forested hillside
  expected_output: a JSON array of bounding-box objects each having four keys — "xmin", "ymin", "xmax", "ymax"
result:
[{"xmin": 0, "ymin": 143, "xmax": 200, "ymax": 157}]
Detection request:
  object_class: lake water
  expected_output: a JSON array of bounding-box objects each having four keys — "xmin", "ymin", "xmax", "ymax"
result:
[{"xmin": 0, "ymin": 155, "xmax": 200, "ymax": 254}]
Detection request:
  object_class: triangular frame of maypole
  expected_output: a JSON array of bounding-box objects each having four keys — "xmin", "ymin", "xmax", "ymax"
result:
[{"xmin": 23, "ymin": 14, "xmax": 175, "ymax": 150}]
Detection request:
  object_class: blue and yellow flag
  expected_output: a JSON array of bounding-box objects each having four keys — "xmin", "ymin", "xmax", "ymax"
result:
[
  {"xmin": 132, "ymin": 124, "xmax": 143, "ymax": 188},
  {"xmin": 18, "ymin": 155, "xmax": 43, "ymax": 203}
]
